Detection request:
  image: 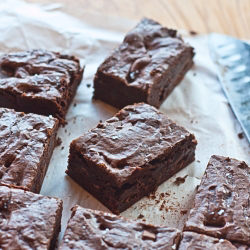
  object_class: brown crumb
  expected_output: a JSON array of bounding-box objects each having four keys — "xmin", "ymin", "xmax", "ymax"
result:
[
  {"xmin": 190, "ymin": 120, "xmax": 193, "ymax": 123},
  {"xmin": 74, "ymin": 103, "xmax": 77, "ymax": 107},
  {"xmin": 174, "ymin": 175, "xmax": 188, "ymax": 186},
  {"xmin": 61, "ymin": 146, "xmax": 64, "ymax": 150},
  {"xmin": 65, "ymin": 129, "xmax": 67, "ymax": 133},
  {"xmin": 238, "ymin": 132, "xmax": 244, "ymax": 139},
  {"xmin": 160, "ymin": 193, "xmax": 165, "ymax": 198},
  {"xmin": 87, "ymin": 83, "xmax": 91, "ymax": 88},
  {"xmin": 181, "ymin": 210, "xmax": 188, "ymax": 215},
  {"xmin": 190, "ymin": 30, "xmax": 198, "ymax": 35},
  {"xmin": 197, "ymin": 160, "xmax": 200, "ymax": 163},
  {"xmin": 159, "ymin": 204, "xmax": 164, "ymax": 211},
  {"xmin": 165, "ymin": 192, "xmax": 170, "ymax": 197},
  {"xmin": 137, "ymin": 214, "xmax": 144, "ymax": 219},
  {"xmin": 99, "ymin": 120, "xmax": 103, "ymax": 123},
  {"xmin": 56, "ymin": 137, "xmax": 62, "ymax": 147}
]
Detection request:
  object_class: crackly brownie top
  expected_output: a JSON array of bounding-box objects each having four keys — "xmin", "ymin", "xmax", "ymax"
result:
[
  {"xmin": 179, "ymin": 232, "xmax": 242, "ymax": 250},
  {"xmin": 184, "ymin": 155, "xmax": 250, "ymax": 246},
  {"xmin": 72, "ymin": 103, "xmax": 196, "ymax": 185},
  {"xmin": 96, "ymin": 18, "xmax": 193, "ymax": 90},
  {"xmin": 0, "ymin": 108, "xmax": 58, "ymax": 190},
  {"xmin": 0, "ymin": 49, "xmax": 81, "ymax": 101},
  {"xmin": 60, "ymin": 206, "xmax": 181, "ymax": 250},
  {"xmin": 0, "ymin": 186, "xmax": 62, "ymax": 250}
]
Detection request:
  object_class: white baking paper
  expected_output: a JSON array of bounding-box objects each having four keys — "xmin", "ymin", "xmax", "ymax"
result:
[{"xmin": 0, "ymin": 0, "xmax": 249, "ymax": 244}]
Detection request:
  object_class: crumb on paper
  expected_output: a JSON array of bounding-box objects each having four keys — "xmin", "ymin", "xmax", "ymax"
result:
[
  {"xmin": 65, "ymin": 129, "xmax": 67, "ymax": 133},
  {"xmin": 190, "ymin": 120, "xmax": 193, "ymax": 123},
  {"xmin": 137, "ymin": 214, "xmax": 144, "ymax": 219},
  {"xmin": 87, "ymin": 83, "xmax": 91, "ymax": 88},
  {"xmin": 56, "ymin": 137, "xmax": 62, "ymax": 147},
  {"xmin": 180, "ymin": 210, "xmax": 188, "ymax": 215},
  {"xmin": 193, "ymin": 72, "xmax": 196, "ymax": 76},
  {"xmin": 61, "ymin": 146, "xmax": 64, "ymax": 150},
  {"xmin": 173, "ymin": 175, "xmax": 188, "ymax": 186},
  {"xmin": 238, "ymin": 132, "xmax": 244, "ymax": 139},
  {"xmin": 197, "ymin": 160, "xmax": 200, "ymax": 163},
  {"xmin": 74, "ymin": 103, "xmax": 77, "ymax": 107},
  {"xmin": 189, "ymin": 30, "xmax": 198, "ymax": 35},
  {"xmin": 99, "ymin": 120, "xmax": 102, "ymax": 123}
]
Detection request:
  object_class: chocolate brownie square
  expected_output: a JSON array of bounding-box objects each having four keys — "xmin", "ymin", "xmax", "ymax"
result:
[
  {"xmin": 0, "ymin": 186, "xmax": 63, "ymax": 250},
  {"xmin": 67, "ymin": 103, "xmax": 197, "ymax": 214},
  {"xmin": 94, "ymin": 18, "xmax": 194, "ymax": 109},
  {"xmin": 59, "ymin": 206, "xmax": 181, "ymax": 249},
  {"xmin": 184, "ymin": 155, "xmax": 250, "ymax": 246},
  {"xmin": 0, "ymin": 50, "xmax": 84, "ymax": 124},
  {"xmin": 179, "ymin": 232, "xmax": 246, "ymax": 250},
  {"xmin": 0, "ymin": 108, "xmax": 58, "ymax": 193}
]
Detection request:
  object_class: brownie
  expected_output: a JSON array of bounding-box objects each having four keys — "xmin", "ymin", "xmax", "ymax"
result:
[
  {"xmin": 0, "ymin": 50, "xmax": 84, "ymax": 123},
  {"xmin": 67, "ymin": 103, "xmax": 197, "ymax": 214},
  {"xmin": 93, "ymin": 18, "xmax": 194, "ymax": 109},
  {"xmin": 0, "ymin": 185, "xmax": 63, "ymax": 250},
  {"xmin": 184, "ymin": 155, "xmax": 250, "ymax": 246},
  {"xmin": 0, "ymin": 108, "xmax": 58, "ymax": 193},
  {"xmin": 59, "ymin": 205, "xmax": 181, "ymax": 250},
  {"xmin": 179, "ymin": 232, "xmax": 246, "ymax": 250}
]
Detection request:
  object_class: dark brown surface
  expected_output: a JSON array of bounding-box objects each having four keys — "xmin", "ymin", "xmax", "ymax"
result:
[
  {"xmin": 0, "ymin": 108, "xmax": 58, "ymax": 193},
  {"xmin": 93, "ymin": 18, "xmax": 194, "ymax": 109},
  {"xmin": 0, "ymin": 50, "xmax": 84, "ymax": 124},
  {"xmin": 184, "ymin": 155, "xmax": 250, "ymax": 246},
  {"xmin": 179, "ymin": 232, "xmax": 245, "ymax": 250},
  {"xmin": 67, "ymin": 103, "xmax": 197, "ymax": 214},
  {"xmin": 0, "ymin": 185, "xmax": 63, "ymax": 250},
  {"xmin": 59, "ymin": 205, "xmax": 181, "ymax": 250}
]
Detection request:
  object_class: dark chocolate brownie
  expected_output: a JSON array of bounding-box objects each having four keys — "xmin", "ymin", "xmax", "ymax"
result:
[
  {"xmin": 184, "ymin": 155, "xmax": 250, "ymax": 246},
  {"xmin": 0, "ymin": 108, "xmax": 58, "ymax": 193},
  {"xmin": 93, "ymin": 18, "xmax": 194, "ymax": 109},
  {"xmin": 67, "ymin": 103, "xmax": 197, "ymax": 214},
  {"xmin": 0, "ymin": 50, "xmax": 84, "ymax": 124},
  {"xmin": 0, "ymin": 185, "xmax": 63, "ymax": 250},
  {"xmin": 179, "ymin": 232, "xmax": 247, "ymax": 250},
  {"xmin": 59, "ymin": 205, "xmax": 181, "ymax": 250}
]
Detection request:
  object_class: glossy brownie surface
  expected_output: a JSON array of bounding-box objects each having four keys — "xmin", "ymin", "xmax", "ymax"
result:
[
  {"xmin": 184, "ymin": 155, "xmax": 250, "ymax": 246},
  {"xmin": 0, "ymin": 108, "xmax": 58, "ymax": 192},
  {"xmin": 0, "ymin": 186, "xmax": 63, "ymax": 250},
  {"xmin": 60, "ymin": 206, "xmax": 181, "ymax": 250},
  {"xmin": 0, "ymin": 50, "xmax": 83, "ymax": 122},
  {"xmin": 94, "ymin": 18, "xmax": 194, "ymax": 108}
]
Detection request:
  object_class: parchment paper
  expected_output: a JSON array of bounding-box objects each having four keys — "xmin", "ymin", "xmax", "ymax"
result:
[{"xmin": 0, "ymin": 0, "xmax": 249, "ymax": 243}]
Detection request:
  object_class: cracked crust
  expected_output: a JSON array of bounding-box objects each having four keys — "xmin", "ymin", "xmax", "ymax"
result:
[
  {"xmin": 94, "ymin": 18, "xmax": 194, "ymax": 109},
  {"xmin": 67, "ymin": 103, "xmax": 197, "ymax": 213},
  {"xmin": 0, "ymin": 186, "xmax": 63, "ymax": 250},
  {"xmin": 59, "ymin": 206, "xmax": 181, "ymax": 250},
  {"xmin": 0, "ymin": 108, "xmax": 58, "ymax": 192},
  {"xmin": 184, "ymin": 155, "xmax": 250, "ymax": 246},
  {"xmin": 0, "ymin": 50, "xmax": 84, "ymax": 123}
]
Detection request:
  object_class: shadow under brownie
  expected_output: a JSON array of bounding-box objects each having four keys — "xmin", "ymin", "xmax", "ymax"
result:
[
  {"xmin": 0, "ymin": 108, "xmax": 58, "ymax": 193},
  {"xmin": 94, "ymin": 18, "xmax": 194, "ymax": 109},
  {"xmin": 59, "ymin": 205, "xmax": 181, "ymax": 250},
  {"xmin": 0, "ymin": 186, "xmax": 63, "ymax": 250},
  {"xmin": 66, "ymin": 103, "xmax": 197, "ymax": 214},
  {"xmin": 0, "ymin": 50, "xmax": 84, "ymax": 124},
  {"xmin": 184, "ymin": 155, "xmax": 250, "ymax": 246}
]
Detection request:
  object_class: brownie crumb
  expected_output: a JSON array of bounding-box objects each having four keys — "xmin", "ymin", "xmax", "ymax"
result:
[
  {"xmin": 61, "ymin": 147, "xmax": 64, "ymax": 150},
  {"xmin": 99, "ymin": 120, "xmax": 102, "ymax": 123},
  {"xmin": 165, "ymin": 192, "xmax": 170, "ymax": 197},
  {"xmin": 137, "ymin": 214, "xmax": 144, "ymax": 219},
  {"xmin": 190, "ymin": 120, "xmax": 193, "ymax": 123},
  {"xmin": 65, "ymin": 129, "xmax": 67, "ymax": 133},
  {"xmin": 56, "ymin": 137, "xmax": 62, "ymax": 147},
  {"xmin": 174, "ymin": 175, "xmax": 188, "ymax": 186},
  {"xmin": 74, "ymin": 103, "xmax": 77, "ymax": 107},
  {"xmin": 87, "ymin": 84, "xmax": 91, "ymax": 88},
  {"xmin": 197, "ymin": 160, "xmax": 200, "ymax": 163},
  {"xmin": 190, "ymin": 30, "xmax": 198, "ymax": 36},
  {"xmin": 238, "ymin": 132, "xmax": 244, "ymax": 139},
  {"xmin": 181, "ymin": 210, "xmax": 188, "ymax": 215}
]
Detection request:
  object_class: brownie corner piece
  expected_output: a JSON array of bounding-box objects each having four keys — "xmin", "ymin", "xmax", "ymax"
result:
[
  {"xmin": 0, "ymin": 49, "xmax": 84, "ymax": 123},
  {"xmin": 93, "ymin": 18, "xmax": 194, "ymax": 109},
  {"xmin": 0, "ymin": 185, "xmax": 63, "ymax": 250},
  {"xmin": 179, "ymin": 232, "xmax": 242, "ymax": 250},
  {"xmin": 0, "ymin": 108, "xmax": 59, "ymax": 193},
  {"xmin": 67, "ymin": 103, "xmax": 197, "ymax": 214},
  {"xmin": 59, "ymin": 205, "xmax": 181, "ymax": 249},
  {"xmin": 184, "ymin": 155, "xmax": 250, "ymax": 246}
]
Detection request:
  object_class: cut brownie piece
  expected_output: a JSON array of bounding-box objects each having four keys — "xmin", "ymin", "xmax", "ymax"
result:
[
  {"xmin": 59, "ymin": 205, "xmax": 181, "ymax": 250},
  {"xmin": 67, "ymin": 103, "xmax": 197, "ymax": 214},
  {"xmin": 0, "ymin": 108, "xmax": 58, "ymax": 193},
  {"xmin": 184, "ymin": 155, "xmax": 250, "ymax": 246},
  {"xmin": 0, "ymin": 186, "xmax": 63, "ymax": 250},
  {"xmin": 179, "ymin": 232, "xmax": 246, "ymax": 250},
  {"xmin": 94, "ymin": 18, "xmax": 194, "ymax": 109},
  {"xmin": 0, "ymin": 50, "xmax": 84, "ymax": 123}
]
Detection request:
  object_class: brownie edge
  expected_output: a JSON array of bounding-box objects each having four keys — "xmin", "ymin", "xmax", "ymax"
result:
[
  {"xmin": 184, "ymin": 155, "xmax": 250, "ymax": 246},
  {"xmin": 66, "ymin": 103, "xmax": 197, "ymax": 214},
  {"xmin": 59, "ymin": 206, "xmax": 181, "ymax": 250}
]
